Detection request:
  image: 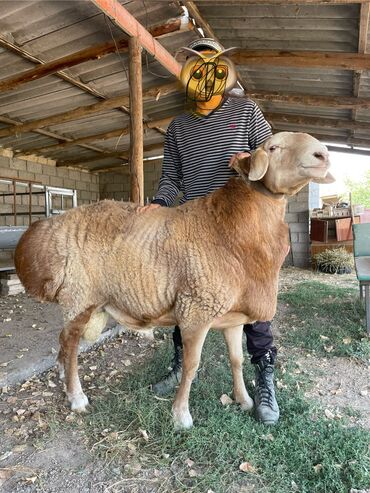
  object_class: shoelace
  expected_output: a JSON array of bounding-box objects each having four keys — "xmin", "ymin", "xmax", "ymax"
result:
[{"xmin": 256, "ymin": 365, "xmax": 275, "ymax": 407}]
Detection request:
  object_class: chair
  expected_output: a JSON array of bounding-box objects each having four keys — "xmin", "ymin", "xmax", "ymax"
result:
[{"xmin": 352, "ymin": 223, "xmax": 370, "ymax": 334}]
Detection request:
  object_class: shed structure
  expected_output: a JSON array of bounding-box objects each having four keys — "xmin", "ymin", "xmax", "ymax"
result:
[{"xmin": 0, "ymin": 0, "xmax": 369, "ymax": 267}]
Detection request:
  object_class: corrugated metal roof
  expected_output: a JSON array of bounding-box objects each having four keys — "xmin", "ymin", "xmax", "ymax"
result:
[{"xmin": 0, "ymin": 0, "xmax": 369, "ymax": 172}]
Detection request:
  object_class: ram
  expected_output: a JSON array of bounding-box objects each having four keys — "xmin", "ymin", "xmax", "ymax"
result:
[{"xmin": 15, "ymin": 132, "xmax": 333, "ymax": 430}]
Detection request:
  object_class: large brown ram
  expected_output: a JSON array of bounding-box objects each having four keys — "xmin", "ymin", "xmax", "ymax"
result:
[{"xmin": 15, "ymin": 132, "xmax": 334, "ymax": 430}]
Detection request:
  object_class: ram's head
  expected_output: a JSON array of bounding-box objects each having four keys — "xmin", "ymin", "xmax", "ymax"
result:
[{"xmin": 231, "ymin": 132, "xmax": 335, "ymax": 196}]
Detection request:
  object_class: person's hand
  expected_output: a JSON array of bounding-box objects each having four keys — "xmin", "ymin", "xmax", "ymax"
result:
[
  {"xmin": 136, "ymin": 203, "xmax": 161, "ymax": 214},
  {"xmin": 229, "ymin": 151, "xmax": 251, "ymax": 168}
]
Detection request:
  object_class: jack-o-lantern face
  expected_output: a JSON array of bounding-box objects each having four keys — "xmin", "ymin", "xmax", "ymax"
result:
[{"xmin": 180, "ymin": 49, "xmax": 237, "ymax": 102}]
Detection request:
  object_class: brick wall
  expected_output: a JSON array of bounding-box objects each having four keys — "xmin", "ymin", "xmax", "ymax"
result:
[{"xmin": 0, "ymin": 153, "xmax": 99, "ymax": 227}]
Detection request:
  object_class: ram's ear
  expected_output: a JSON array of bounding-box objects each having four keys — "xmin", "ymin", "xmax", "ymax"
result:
[
  {"xmin": 248, "ymin": 148, "xmax": 269, "ymax": 181},
  {"xmin": 312, "ymin": 171, "xmax": 336, "ymax": 184}
]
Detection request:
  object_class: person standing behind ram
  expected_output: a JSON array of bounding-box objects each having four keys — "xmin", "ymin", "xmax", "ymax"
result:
[{"xmin": 139, "ymin": 38, "xmax": 279, "ymax": 425}]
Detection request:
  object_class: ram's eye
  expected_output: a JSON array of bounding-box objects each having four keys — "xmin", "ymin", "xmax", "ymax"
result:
[
  {"xmin": 215, "ymin": 67, "xmax": 227, "ymax": 79},
  {"xmin": 192, "ymin": 68, "xmax": 203, "ymax": 80},
  {"xmin": 269, "ymin": 145, "xmax": 278, "ymax": 152}
]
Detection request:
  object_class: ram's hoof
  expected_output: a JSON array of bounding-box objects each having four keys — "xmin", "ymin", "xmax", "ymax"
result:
[
  {"xmin": 173, "ymin": 408, "xmax": 193, "ymax": 431},
  {"xmin": 240, "ymin": 397, "xmax": 254, "ymax": 412},
  {"xmin": 69, "ymin": 393, "xmax": 89, "ymax": 412}
]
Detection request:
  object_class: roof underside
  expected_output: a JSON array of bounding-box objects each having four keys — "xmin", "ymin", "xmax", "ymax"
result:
[{"xmin": 0, "ymin": 0, "xmax": 369, "ymax": 173}]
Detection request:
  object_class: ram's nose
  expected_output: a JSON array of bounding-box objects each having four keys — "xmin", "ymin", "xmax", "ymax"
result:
[{"xmin": 313, "ymin": 149, "xmax": 330, "ymax": 165}]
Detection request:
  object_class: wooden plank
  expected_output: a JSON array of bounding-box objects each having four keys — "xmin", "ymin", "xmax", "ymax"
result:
[
  {"xmin": 249, "ymin": 90, "xmax": 370, "ymax": 109},
  {"xmin": 0, "ymin": 36, "xmax": 165, "ymax": 139},
  {"xmin": 231, "ymin": 50, "xmax": 370, "ymax": 70},
  {"xmin": 16, "ymin": 117, "xmax": 173, "ymax": 155},
  {"xmin": 129, "ymin": 37, "xmax": 144, "ymax": 206},
  {"xmin": 265, "ymin": 112, "xmax": 370, "ymax": 131},
  {"xmin": 90, "ymin": 0, "xmax": 182, "ymax": 78},
  {"xmin": 0, "ymin": 18, "xmax": 190, "ymax": 93},
  {"xmin": 57, "ymin": 142, "xmax": 164, "ymax": 167},
  {"xmin": 0, "ymin": 94, "xmax": 131, "ymax": 139}
]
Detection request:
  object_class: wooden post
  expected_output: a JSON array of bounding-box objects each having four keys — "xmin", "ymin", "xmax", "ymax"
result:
[{"xmin": 129, "ymin": 37, "xmax": 144, "ymax": 205}]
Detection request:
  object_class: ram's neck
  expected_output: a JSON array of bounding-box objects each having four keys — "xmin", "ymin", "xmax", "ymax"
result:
[{"xmin": 207, "ymin": 177, "xmax": 287, "ymax": 229}]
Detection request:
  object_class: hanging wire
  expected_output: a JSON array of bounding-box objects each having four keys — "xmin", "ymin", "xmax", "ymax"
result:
[{"xmin": 103, "ymin": 14, "xmax": 129, "ymax": 81}]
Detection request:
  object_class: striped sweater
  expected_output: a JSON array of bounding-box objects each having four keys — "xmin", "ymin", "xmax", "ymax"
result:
[{"xmin": 153, "ymin": 97, "xmax": 272, "ymax": 206}]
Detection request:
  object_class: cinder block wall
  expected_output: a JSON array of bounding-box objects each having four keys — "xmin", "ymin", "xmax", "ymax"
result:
[
  {"xmin": 285, "ymin": 185, "xmax": 311, "ymax": 268},
  {"xmin": 99, "ymin": 162, "xmax": 163, "ymax": 203},
  {"xmin": 0, "ymin": 154, "xmax": 99, "ymax": 227}
]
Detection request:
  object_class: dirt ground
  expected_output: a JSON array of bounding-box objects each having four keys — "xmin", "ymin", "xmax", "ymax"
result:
[{"xmin": 0, "ymin": 267, "xmax": 369, "ymax": 492}]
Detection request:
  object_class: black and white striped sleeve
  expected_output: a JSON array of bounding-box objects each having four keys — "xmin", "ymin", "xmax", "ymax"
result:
[
  {"xmin": 248, "ymin": 102, "xmax": 272, "ymax": 151},
  {"xmin": 152, "ymin": 125, "xmax": 183, "ymax": 207}
]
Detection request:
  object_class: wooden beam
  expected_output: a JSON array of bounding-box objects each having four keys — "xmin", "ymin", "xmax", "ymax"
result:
[
  {"xmin": 18, "ymin": 117, "xmax": 173, "ymax": 156},
  {"xmin": 231, "ymin": 50, "xmax": 370, "ymax": 71},
  {"xmin": 266, "ymin": 112, "xmax": 370, "ymax": 131},
  {"xmin": 56, "ymin": 143, "xmax": 164, "ymax": 167},
  {"xmin": 0, "ymin": 94, "xmax": 130, "ymax": 139},
  {"xmin": 129, "ymin": 37, "xmax": 144, "ymax": 205},
  {"xmin": 185, "ymin": 1, "xmax": 218, "ymax": 39},
  {"xmin": 326, "ymin": 145, "xmax": 370, "ymax": 156},
  {"xmin": 90, "ymin": 0, "xmax": 182, "ymax": 78},
  {"xmin": 0, "ymin": 82, "xmax": 176, "ymax": 140},
  {"xmin": 274, "ymin": 129, "xmax": 370, "ymax": 149},
  {"xmin": 92, "ymin": 157, "xmax": 164, "ymax": 173},
  {"xmin": 0, "ymin": 37, "xmax": 169, "ymax": 139},
  {"xmin": 0, "ymin": 18, "xmax": 190, "ymax": 93},
  {"xmin": 248, "ymin": 90, "xmax": 370, "ymax": 110}
]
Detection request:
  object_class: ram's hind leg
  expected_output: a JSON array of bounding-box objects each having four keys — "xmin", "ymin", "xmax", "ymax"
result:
[
  {"xmin": 58, "ymin": 306, "xmax": 96, "ymax": 412},
  {"xmin": 223, "ymin": 325, "xmax": 254, "ymax": 411}
]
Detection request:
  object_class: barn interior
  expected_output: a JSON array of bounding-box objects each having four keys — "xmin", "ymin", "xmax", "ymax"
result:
[{"xmin": 0, "ymin": 0, "xmax": 369, "ymax": 277}]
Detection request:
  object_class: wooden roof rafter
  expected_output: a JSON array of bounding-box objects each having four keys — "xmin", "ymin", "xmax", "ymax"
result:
[
  {"xmin": 57, "ymin": 142, "xmax": 164, "ymax": 168},
  {"xmin": 0, "ymin": 15, "xmax": 190, "ymax": 155},
  {"xmin": 16, "ymin": 116, "xmax": 173, "ymax": 156}
]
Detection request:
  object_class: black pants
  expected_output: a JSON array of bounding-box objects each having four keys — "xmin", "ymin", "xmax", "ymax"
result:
[{"xmin": 173, "ymin": 321, "xmax": 277, "ymax": 365}]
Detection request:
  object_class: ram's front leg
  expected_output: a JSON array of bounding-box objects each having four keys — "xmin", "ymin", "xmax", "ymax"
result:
[
  {"xmin": 223, "ymin": 325, "xmax": 254, "ymax": 411},
  {"xmin": 58, "ymin": 307, "xmax": 95, "ymax": 412},
  {"xmin": 172, "ymin": 323, "xmax": 210, "ymax": 430}
]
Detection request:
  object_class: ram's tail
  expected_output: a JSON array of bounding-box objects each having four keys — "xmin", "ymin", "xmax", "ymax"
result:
[{"xmin": 15, "ymin": 218, "xmax": 65, "ymax": 302}]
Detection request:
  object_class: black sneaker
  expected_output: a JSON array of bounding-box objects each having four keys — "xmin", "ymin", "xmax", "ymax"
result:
[{"xmin": 254, "ymin": 353, "xmax": 280, "ymax": 425}]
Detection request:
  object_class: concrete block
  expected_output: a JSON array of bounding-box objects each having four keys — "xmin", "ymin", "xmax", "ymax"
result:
[
  {"xmin": 298, "ymin": 211, "xmax": 309, "ymax": 223},
  {"xmin": 0, "ymin": 167, "xmax": 18, "ymax": 179},
  {"xmin": 56, "ymin": 168, "xmax": 69, "ymax": 178},
  {"xmin": 285, "ymin": 212, "xmax": 299, "ymax": 223},
  {"xmin": 11, "ymin": 159, "xmax": 27, "ymax": 171},
  {"xmin": 291, "ymin": 242, "xmax": 310, "ymax": 254},
  {"xmin": 35, "ymin": 174, "xmax": 49, "ymax": 186},
  {"xmin": 289, "ymin": 222, "xmax": 308, "ymax": 233},
  {"xmin": 288, "ymin": 201, "xmax": 309, "ymax": 213},
  {"xmin": 18, "ymin": 171, "xmax": 35, "ymax": 182},
  {"xmin": 63, "ymin": 178, "xmax": 75, "ymax": 190},
  {"xmin": 298, "ymin": 232, "xmax": 310, "ymax": 244},
  {"xmin": 27, "ymin": 161, "xmax": 42, "ymax": 174},
  {"xmin": 44, "ymin": 165, "xmax": 57, "ymax": 176},
  {"xmin": 69, "ymin": 170, "xmax": 81, "ymax": 181},
  {"xmin": 0, "ymin": 156, "xmax": 10, "ymax": 167},
  {"xmin": 50, "ymin": 176, "xmax": 64, "ymax": 188},
  {"xmin": 289, "ymin": 232, "xmax": 299, "ymax": 243}
]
